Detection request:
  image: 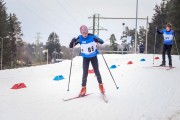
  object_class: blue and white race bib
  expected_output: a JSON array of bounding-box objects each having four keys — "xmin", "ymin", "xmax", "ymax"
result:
[
  {"xmin": 164, "ymin": 34, "xmax": 173, "ymax": 41},
  {"xmin": 81, "ymin": 41, "xmax": 97, "ymax": 55}
]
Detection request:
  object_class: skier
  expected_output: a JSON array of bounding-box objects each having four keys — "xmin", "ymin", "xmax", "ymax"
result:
[
  {"xmin": 157, "ymin": 23, "xmax": 176, "ymax": 67},
  {"xmin": 139, "ymin": 43, "xmax": 145, "ymax": 53},
  {"xmin": 69, "ymin": 25, "xmax": 105, "ymax": 97}
]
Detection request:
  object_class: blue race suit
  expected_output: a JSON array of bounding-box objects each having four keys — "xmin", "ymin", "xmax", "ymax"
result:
[
  {"xmin": 69, "ymin": 34, "xmax": 104, "ymax": 86},
  {"xmin": 157, "ymin": 29, "xmax": 176, "ymax": 65}
]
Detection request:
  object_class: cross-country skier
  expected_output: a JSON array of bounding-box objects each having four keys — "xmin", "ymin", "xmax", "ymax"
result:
[
  {"xmin": 69, "ymin": 25, "xmax": 105, "ymax": 97},
  {"xmin": 157, "ymin": 23, "xmax": 176, "ymax": 67},
  {"xmin": 139, "ymin": 43, "xmax": 145, "ymax": 53}
]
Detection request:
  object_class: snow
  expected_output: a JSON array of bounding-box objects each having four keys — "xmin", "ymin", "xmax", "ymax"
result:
[{"xmin": 0, "ymin": 54, "xmax": 180, "ymax": 120}]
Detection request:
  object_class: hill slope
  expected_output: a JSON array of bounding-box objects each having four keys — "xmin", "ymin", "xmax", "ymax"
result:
[{"xmin": 0, "ymin": 54, "xmax": 180, "ymax": 120}]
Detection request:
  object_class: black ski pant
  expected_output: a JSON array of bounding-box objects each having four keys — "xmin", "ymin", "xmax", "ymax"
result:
[
  {"xmin": 82, "ymin": 56, "xmax": 102, "ymax": 86},
  {"xmin": 162, "ymin": 44, "xmax": 172, "ymax": 65}
]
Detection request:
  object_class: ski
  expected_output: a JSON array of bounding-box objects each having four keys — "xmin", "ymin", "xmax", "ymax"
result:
[
  {"xmin": 63, "ymin": 93, "xmax": 93, "ymax": 102},
  {"xmin": 151, "ymin": 66, "xmax": 175, "ymax": 70},
  {"xmin": 152, "ymin": 66, "xmax": 175, "ymax": 68},
  {"xmin": 144, "ymin": 66, "xmax": 176, "ymax": 69},
  {"xmin": 166, "ymin": 67, "xmax": 175, "ymax": 71},
  {"xmin": 101, "ymin": 93, "xmax": 108, "ymax": 103}
]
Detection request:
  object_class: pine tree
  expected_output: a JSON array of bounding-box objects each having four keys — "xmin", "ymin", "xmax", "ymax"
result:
[
  {"xmin": 121, "ymin": 26, "xmax": 136, "ymax": 51},
  {"xmin": 46, "ymin": 32, "xmax": 61, "ymax": 62},
  {"xmin": 138, "ymin": 26, "xmax": 146, "ymax": 45},
  {"xmin": 0, "ymin": 0, "xmax": 8, "ymax": 36},
  {"xmin": 110, "ymin": 34, "xmax": 118, "ymax": 51},
  {"xmin": 147, "ymin": 0, "xmax": 169, "ymax": 53},
  {"xmin": 166, "ymin": 0, "xmax": 180, "ymax": 54},
  {"xmin": 0, "ymin": 0, "xmax": 10, "ymax": 68},
  {"xmin": 7, "ymin": 13, "xmax": 23, "ymax": 67},
  {"xmin": 0, "ymin": 0, "xmax": 24, "ymax": 69}
]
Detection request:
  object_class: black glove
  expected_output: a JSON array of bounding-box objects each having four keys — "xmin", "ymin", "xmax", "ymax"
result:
[
  {"xmin": 69, "ymin": 38, "xmax": 76, "ymax": 48},
  {"xmin": 157, "ymin": 29, "xmax": 162, "ymax": 34},
  {"xmin": 94, "ymin": 38, "xmax": 99, "ymax": 43},
  {"xmin": 172, "ymin": 32, "xmax": 176, "ymax": 36},
  {"xmin": 71, "ymin": 38, "xmax": 76, "ymax": 43}
]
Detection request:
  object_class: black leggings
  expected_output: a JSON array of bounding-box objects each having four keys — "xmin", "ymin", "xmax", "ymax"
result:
[
  {"xmin": 162, "ymin": 44, "xmax": 172, "ymax": 65},
  {"xmin": 82, "ymin": 56, "xmax": 102, "ymax": 86}
]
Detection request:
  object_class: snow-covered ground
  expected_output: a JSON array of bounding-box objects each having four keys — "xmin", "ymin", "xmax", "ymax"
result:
[{"xmin": 0, "ymin": 54, "xmax": 180, "ymax": 120}]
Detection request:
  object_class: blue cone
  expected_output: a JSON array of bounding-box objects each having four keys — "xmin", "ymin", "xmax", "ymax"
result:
[
  {"xmin": 140, "ymin": 58, "xmax": 146, "ymax": 62},
  {"xmin": 110, "ymin": 65, "xmax": 117, "ymax": 69},
  {"xmin": 53, "ymin": 75, "xmax": 65, "ymax": 81}
]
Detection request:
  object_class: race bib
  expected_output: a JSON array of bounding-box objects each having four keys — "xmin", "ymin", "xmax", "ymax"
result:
[
  {"xmin": 81, "ymin": 42, "xmax": 97, "ymax": 55},
  {"xmin": 164, "ymin": 34, "xmax": 173, "ymax": 41}
]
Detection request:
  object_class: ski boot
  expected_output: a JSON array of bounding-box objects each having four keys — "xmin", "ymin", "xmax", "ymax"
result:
[
  {"xmin": 99, "ymin": 84, "xmax": 105, "ymax": 94},
  {"xmin": 169, "ymin": 60, "xmax": 172, "ymax": 68},
  {"xmin": 169, "ymin": 64, "xmax": 173, "ymax": 68},
  {"xmin": 160, "ymin": 61, "xmax": 166, "ymax": 67},
  {"xmin": 79, "ymin": 86, "xmax": 86, "ymax": 97}
]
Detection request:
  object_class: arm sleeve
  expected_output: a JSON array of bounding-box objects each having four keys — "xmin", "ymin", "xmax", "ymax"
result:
[
  {"xmin": 69, "ymin": 37, "xmax": 80, "ymax": 48},
  {"xmin": 94, "ymin": 36, "xmax": 104, "ymax": 44},
  {"xmin": 173, "ymin": 31, "xmax": 176, "ymax": 37},
  {"xmin": 157, "ymin": 29, "xmax": 163, "ymax": 34}
]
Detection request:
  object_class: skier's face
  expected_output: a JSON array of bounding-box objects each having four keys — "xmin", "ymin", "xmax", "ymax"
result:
[
  {"xmin": 82, "ymin": 32, "xmax": 88, "ymax": 38},
  {"xmin": 166, "ymin": 26, "xmax": 171, "ymax": 31}
]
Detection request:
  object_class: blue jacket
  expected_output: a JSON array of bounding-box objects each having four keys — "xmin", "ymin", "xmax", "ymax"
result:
[
  {"xmin": 69, "ymin": 34, "xmax": 104, "ymax": 58},
  {"xmin": 157, "ymin": 29, "xmax": 176, "ymax": 45}
]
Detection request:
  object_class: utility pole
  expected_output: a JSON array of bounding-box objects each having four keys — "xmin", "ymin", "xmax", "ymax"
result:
[
  {"xmin": 34, "ymin": 32, "xmax": 41, "ymax": 62},
  {"xmin": 88, "ymin": 13, "xmax": 107, "ymax": 36},
  {"xmin": 145, "ymin": 16, "xmax": 149, "ymax": 54},
  {"xmin": 122, "ymin": 23, "xmax": 125, "ymax": 35},
  {"xmin": 35, "ymin": 32, "xmax": 41, "ymax": 45},
  {"xmin": 88, "ymin": 13, "xmax": 149, "ymax": 53},
  {"xmin": 135, "ymin": 0, "xmax": 139, "ymax": 54}
]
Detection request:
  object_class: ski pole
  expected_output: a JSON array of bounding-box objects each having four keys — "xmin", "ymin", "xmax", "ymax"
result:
[
  {"xmin": 153, "ymin": 26, "xmax": 158, "ymax": 64},
  {"xmin": 67, "ymin": 44, "xmax": 75, "ymax": 91},
  {"xmin": 97, "ymin": 43, "xmax": 119, "ymax": 89},
  {"xmin": 174, "ymin": 37, "xmax": 180, "ymax": 60},
  {"xmin": 101, "ymin": 54, "xmax": 119, "ymax": 89}
]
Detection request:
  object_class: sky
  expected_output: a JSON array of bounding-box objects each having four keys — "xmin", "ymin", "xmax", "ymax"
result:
[{"xmin": 5, "ymin": 0, "xmax": 162, "ymax": 46}]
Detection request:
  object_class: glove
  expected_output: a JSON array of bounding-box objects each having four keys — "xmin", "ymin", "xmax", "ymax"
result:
[
  {"xmin": 94, "ymin": 38, "xmax": 99, "ymax": 43},
  {"xmin": 71, "ymin": 38, "xmax": 76, "ymax": 43},
  {"xmin": 172, "ymin": 32, "xmax": 176, "ymax": 37},
  {"xmin": 69, "ymin": 38, "xmax": 76, "ymax": 48}
]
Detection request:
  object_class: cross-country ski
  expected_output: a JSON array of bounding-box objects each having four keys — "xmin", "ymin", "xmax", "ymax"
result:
[
  {"xmin": 63, "ymin": 93, "xmax": 93, "ymax": 102},
  {"xmin": 101, "ymin": 93, "xmax": 108, "ymax": 103}
]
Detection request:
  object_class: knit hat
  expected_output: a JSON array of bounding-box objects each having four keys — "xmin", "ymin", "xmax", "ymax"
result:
[{"xmin": 80, "ymin": 25, "xmax": 88, "ymax": 34}]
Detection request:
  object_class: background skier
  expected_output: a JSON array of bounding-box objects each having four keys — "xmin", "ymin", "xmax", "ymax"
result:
[{"xmin": 157, "ymin": 23, "xmax": 176, "ymax": 67}]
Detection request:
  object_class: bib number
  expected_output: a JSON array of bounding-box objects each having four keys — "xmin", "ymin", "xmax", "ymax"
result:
[
  {"xmin": 81, "ymin": 42, "xmax": 97, "ymax": 54},
  {"xmin": 164, "ymin": 34, "xmax": 173, "ymax": 41},
  {"xmin": 88, "ymin": 46, "xmax": 94, "ymax": 53}
]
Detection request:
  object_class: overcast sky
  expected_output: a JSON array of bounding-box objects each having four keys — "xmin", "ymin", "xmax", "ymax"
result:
[{"xmin": 5, "ymin": 0, "xmax": 162, "ymax": 46}]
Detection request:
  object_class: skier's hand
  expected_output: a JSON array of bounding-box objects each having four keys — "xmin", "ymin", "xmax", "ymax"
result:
[
  {"xmin": 72, "ymin": 38, "xmax": 76, "ymax": 43},
  {"xmin": 172, "ymin": 32, "xmax": 176, "ymax": 37},
  {"xmin": 157, "ymin": 29, "xmax": 163, "ymax": 34},
  {"xmin": 69, "ymin": 38, "xmax": 76, "ymax": 48},
  {"xmin": 94, "ymin": 38, "xmax": 104, "ymax": 44},
  {"xmin": 94, "ymin": 38, "xmax": 99, "ymax": 43}
]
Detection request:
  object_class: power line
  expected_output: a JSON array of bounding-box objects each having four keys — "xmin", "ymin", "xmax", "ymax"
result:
[
  {"xmin": 88, "ymin": 13, "xmax": 149, "ymax": 53},
  {"xmin": 88, "ymin": 13, "xmax": 107, "ymax": 36},
  {"xmin": 75, "ymin": 0, "xmax": 91, "ymax": 16},
  {"xmin": 38, "ymin": 0, "xmax": 79, "ymax": 27},
  {"xmin": 16, "ymin": 0, "xmax": 76, "ymax": 46},
  {"xmin": 62, "ymin": 0, "xmax": 89, "ymax": 19},
  {"xmin": 55, "ymin": 0, "xmax": 81, "ymax": 25},
  {"xmin": 17, "ymin": 0, "xmax": 61, "ymax": 31}
]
